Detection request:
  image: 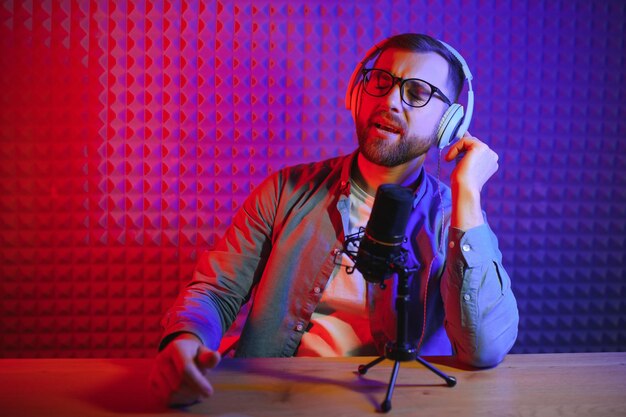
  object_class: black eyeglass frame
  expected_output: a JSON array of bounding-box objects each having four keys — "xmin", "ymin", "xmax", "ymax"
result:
[{"xmin": 361, "ymin": 68, "xmax": 453, "ymax": 108}]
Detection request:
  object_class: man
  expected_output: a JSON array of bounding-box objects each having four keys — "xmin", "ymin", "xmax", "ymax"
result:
[{"xmin": 150, "ymin": 33, "xmax": 519, "ymax": 406}]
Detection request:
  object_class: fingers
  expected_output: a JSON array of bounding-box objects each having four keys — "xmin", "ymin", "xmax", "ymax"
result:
[
  {"xmin": 149, "ymin": 365, "xmax": 173, "ymax": 405},
  {"xmin": 445, "ymin": 133, "xmax": 499, "ymax": 193},
  {"xmin": 149, "ymin": 336, "xmax": 220, "ymax": 407},
  {"xmin": 197, "ymin": 347, "xmax": 221, "ymax": 369},
  {"xmin": 444, "ymin": 131, "xmax": 474, "ymax": 161},
  {"xmin": 444, "ymin": 141, "xmax": 463, "ymax": 161},
  {"xmin": 150, "ymin": 365, "xmax": 204, "ymax": 408},
  {"xmin": 150, "ymin": 360, "xmax": 208, "ymax": 407},
  {"xmin": 150, "ymin": 347, "xmax": 181, "ymax": 397},
  {"xmin": 181, "ymin": 355, "xmax": 213, "ymax": 398}
]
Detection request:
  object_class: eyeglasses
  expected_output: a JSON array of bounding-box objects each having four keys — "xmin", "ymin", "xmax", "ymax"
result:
[{"xmin": 361, "ymin": 68, "xmax": 452, "ymax": 108}]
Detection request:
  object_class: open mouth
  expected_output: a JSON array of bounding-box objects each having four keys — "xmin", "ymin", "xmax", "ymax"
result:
[{"xmin": 373, "ymin": 122, "xmax": 401, "ymax": 134}]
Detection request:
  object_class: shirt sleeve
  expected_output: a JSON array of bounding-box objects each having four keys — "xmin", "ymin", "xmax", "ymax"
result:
[
  {"xmin": 158, "ymin": 172, "xmax": 280, "ymax": 351},
  {"xmin": 440, "ymin": 222, "xmax": 519, "ymax": 368}
]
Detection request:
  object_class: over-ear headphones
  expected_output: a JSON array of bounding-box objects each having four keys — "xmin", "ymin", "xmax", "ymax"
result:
[{"xmin": 344, "ymin": 36, "xmax": 474, "ymax": 149}]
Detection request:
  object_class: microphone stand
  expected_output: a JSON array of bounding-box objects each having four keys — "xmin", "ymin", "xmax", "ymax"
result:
[
  {"xmin": 357, "ymin": 264, "xmax": 457, "ymax": 413},
  {"xmin": 339, "ymin": 229, "xmax": 456, "ymax": 412}
]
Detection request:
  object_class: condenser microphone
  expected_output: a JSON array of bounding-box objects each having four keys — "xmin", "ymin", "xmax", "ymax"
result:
[{"xmin": 355, "ymin": 184, "xmax": 414, "ymax": 283}]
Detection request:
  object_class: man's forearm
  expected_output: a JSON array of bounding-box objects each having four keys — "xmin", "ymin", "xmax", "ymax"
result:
[
  {"xmin": 450, "ymin": 183, "xmax": 484, "ymax": 231},
  {"xmin": 159, "ymin": 284, "xmax": 226, "ymax": 352},
  {"xmin": 441, "ymin": 225, "xmax": 519, "ymax": 367}
]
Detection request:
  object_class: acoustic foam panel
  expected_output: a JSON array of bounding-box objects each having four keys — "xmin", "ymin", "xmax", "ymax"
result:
[{"xmin": 0, "ymin": 0, "xmax": 624, "ymax": 357}]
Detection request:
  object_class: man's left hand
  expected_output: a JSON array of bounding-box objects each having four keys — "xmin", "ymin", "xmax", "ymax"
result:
[
  {"xmin": 444, "ymin": 132, "xmax": 499, "ymax": 230},
  {"xmin": 445, "ymin": 131, "xmax": 499, "ymax": 195}
]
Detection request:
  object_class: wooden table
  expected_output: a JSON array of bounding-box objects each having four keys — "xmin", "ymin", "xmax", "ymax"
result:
[{"xmin": 0, "ymin": 353, "xmax": 624, "ymax": 416}]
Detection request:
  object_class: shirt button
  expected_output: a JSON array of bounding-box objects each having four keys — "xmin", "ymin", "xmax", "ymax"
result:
[
  {"xmin": 295, "ymin": 323, "xmax": 304, "ymax": 332},
  {"xmin": 462, "ymin": 244, "xmax": 471, "ymax": 252},
  {"xmin": 463, "ymin": 294, "xmax": 471, "ymax": 301},
  {"xmin": 449, "ymin": 241, "xmax": 455, "ymax": 249},
  {"xmin": 313, "ymin": 287, "xmax": 321, "ymax": 294}
]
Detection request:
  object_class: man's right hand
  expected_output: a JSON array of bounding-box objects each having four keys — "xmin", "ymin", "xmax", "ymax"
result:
[{"xmin": 149, "ymin": 333, "xmax": 221, "ymax": 407}]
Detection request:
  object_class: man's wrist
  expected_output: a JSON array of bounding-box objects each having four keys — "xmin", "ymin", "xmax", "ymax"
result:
[
  {"xmin": 160, "ymin": 331, "xmax": 203, "ymax": 351},
  {"xmin": 451, "ymin": 183, "xmax": 484, "ymax": 230},
  {"xmin": 175, "ymin": 332, "xmax": 203, "ymax": 343}
]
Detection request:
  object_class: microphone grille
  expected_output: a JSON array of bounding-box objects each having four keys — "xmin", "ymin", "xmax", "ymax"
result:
[{"xmin": 367, "ymin": 184, "xmax": 414, "ymax": 245}]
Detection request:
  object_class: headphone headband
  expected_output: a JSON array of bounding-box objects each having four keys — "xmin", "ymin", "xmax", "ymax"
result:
[{"xmin": 436, "ymin": 40, "xmax": 473, "ymax": 83}]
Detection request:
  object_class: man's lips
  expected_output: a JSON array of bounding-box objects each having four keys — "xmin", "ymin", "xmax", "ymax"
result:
[{"xmin": 372, "ymin": 120, "xmax": 402, "ymax": 135}]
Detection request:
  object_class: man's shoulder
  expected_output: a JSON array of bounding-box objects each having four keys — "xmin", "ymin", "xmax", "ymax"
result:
[
  {"xmin": 282, "ymin": 153, "xmax": 352, "ymax": 173},
  {"xmin": 276, "ymin": 152, "xmax": 354, "ymax": 182},
  {"xmin": 249, "ymin": 152, "xmax": 354, "ymax": 201}
]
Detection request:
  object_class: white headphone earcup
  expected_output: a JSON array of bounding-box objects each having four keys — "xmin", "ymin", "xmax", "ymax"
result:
[{"xmin": 436, "ymin": 104, "xmax": 464, "ymax": 149}]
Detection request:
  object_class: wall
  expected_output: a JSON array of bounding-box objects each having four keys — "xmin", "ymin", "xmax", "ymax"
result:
[{"xmin": 0, "ymin": 0, "xmax": 624, "ymax": 357}]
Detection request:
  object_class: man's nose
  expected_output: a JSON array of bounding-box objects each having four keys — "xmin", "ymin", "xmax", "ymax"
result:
[{"xmin": 381, "ymin": 82, "xmax": 403, "ymax": 111}]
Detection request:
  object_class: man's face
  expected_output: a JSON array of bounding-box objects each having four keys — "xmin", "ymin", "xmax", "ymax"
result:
[{"xmin": 355, "ymin": 48, "xmax": 452, "ymax": 167}]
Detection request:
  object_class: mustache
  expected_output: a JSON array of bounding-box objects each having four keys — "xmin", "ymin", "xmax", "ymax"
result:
[{"xmin": 369, "ymin": 111, "xmax": 407, "ymax": 133}]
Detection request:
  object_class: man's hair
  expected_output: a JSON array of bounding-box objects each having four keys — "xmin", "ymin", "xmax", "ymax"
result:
[{"xmin": 377, "ymin": 33, "xmax": 465, "ymax": 101}]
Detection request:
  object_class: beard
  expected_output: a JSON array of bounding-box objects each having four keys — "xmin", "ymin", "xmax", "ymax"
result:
[{"xmin": 356, "ymin": 110, "xmax": 438, "ymax": 167}]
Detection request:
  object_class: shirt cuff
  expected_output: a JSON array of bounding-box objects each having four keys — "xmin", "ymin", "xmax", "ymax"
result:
[
  {"xmin": 159, "ymin": 312, "xmax": 223, "ymax": 352},
  {"xmin": 448, "ymin": 223, "xmax": 498, "ymax": 268}
]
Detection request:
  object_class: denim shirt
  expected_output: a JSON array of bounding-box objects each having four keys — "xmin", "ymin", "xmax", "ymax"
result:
[{"xmin": 161, "ymin": 151, "xmax": 519, "ymax": 367}]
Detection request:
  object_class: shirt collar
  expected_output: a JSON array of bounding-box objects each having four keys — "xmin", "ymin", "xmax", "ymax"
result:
[
  {"xmin": 337, "ymin": 150, "xmax": 359, "ymax": 195},
  {"xmin": 340, "ymin": 150, "xmax": 429, "ymax": 209}
]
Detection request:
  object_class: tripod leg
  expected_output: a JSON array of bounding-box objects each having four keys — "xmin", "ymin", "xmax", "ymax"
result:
[
  {"xmin": 357, "ymin": 355, "xmax": 385, "ymax": 375},
  {"xmin": 380, "ymin": 360, "xmax": 400, "ymax": 413},
  {"xmin": 415, "ymin": 356, "xmax": 457, "ymax": 387}
]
